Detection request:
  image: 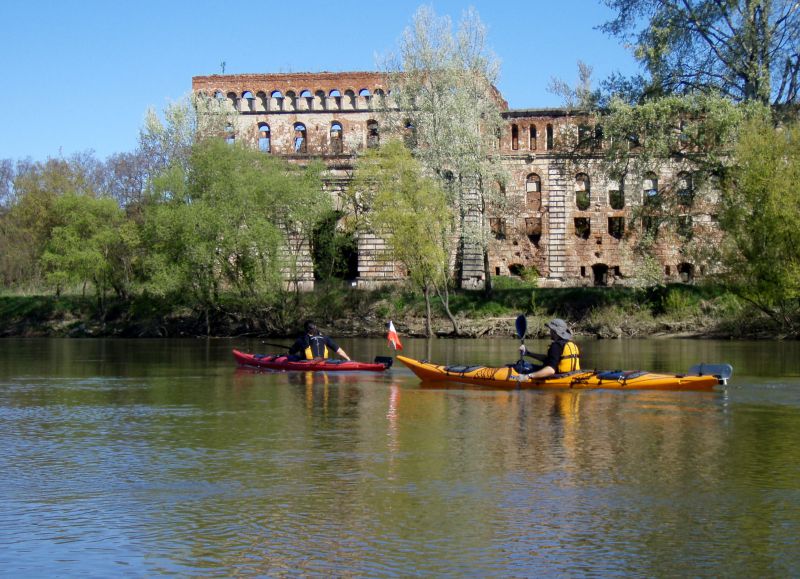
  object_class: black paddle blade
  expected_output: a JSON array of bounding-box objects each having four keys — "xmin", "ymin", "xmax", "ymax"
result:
[
  {"xmin": 374, "ymin": 356, "xmax": 394, "ymax": 368},
  {"xmin": 515, "ymin": 315, "xmax": 527, "ymax": 340}
]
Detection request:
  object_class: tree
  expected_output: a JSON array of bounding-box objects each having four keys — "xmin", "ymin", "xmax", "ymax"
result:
[
  {"xmin": 140, "ymin": 139, "xmax": 330, "ymax": 332},
  {"xmin": 351, "ymin": 140, "xmax": 459, "ymax": 337},
  {"xmin": 41, "ymin": 193, "xmax": 138, "ymax": 307},
  {"xmin": 718, "ymin": 115, "xmax": 800, "ymax": 334},
  {"xmin": 382, "ymin": 5, "xmax": 507, "ymax": 294},
  {"xmin": 600, "ymin": 0, "xmax": 800, "ymax": 105}
]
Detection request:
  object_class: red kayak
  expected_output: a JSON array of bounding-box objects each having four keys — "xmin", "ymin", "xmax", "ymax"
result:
[{"xmin": 232, "ymin": 349, "xmax": 392, "ymax": 372}]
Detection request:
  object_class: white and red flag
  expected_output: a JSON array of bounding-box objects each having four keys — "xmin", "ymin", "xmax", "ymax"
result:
[{"xmin": 387, "ymin": 320, "xmax": 403, "ymax": 351}]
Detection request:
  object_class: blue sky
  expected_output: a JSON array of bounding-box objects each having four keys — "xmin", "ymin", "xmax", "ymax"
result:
[{"xmin": 0, "ymin": 0, "xmax": 639, "ymax": 162}]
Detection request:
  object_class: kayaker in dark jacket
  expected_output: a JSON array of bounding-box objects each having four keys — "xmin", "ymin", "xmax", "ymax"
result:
[
  {"xmin": 288, "ymin": 320, "xmax": 350, "ymax": 361},
  {"xmin": 518, "ymin": 318, "xmax": 580, "ymax": 379}
]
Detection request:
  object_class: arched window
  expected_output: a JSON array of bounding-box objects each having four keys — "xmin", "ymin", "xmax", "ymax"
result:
[
  {"xmin": 225, "ymin": 124, "xmax": 235, "ymax": 145},
  {"xmin": 511, "ymin": 124, "xmax": 519, "ymax": 150},
  {"xmin": 328, "ymin": 89, "xmax": 342, "ymax": 111},
  {"xmin": 241, "ymin": 91, "xmax": 255, "ymax": 112},
  {"xmin": 678, "ymin": 262, "xmax": 695, "ymax": 283},
  {"xmin": 526, "ymin": 173, "xmax": 541, "ymax": 210},
  {"xmin": 299, "ymin": 89, "xmax": 312, "ymax": 111},
  {"xmin": 676, "ymin": 171, "xmax": 694, "ymax": 207},
  {"xmin": 330, "ymin": 122, "xmax": 343, "ymax": 154},
  {"xmin": 270, "ymin": 90, "xmax": 284, "ymax": 111},
  {"xmin": 255, "ymin": 91, "xmax": 268, "ymax": 112},
  {"xmin": 529, "ymin": 125, "xmax": 537, "ymax": 150},
  {"xmin": 374, "ymin": 88, "xmax": 386, "ymax": 107},
  {"xmin": 608, "ymin": 175, "xmax": 625, "ymax": 209},
  {"xmin": 403, "ymin": 120, "xmax": 416, "ymax": 147},
  {"xmin": 225, "ymin": 92, "xmax": 237, "ymax": 113},
  {"xmin": 314, "ymin": 90, "xmax": 326, "ymax": 110},
  {"xmin": 546, "ymin": 124, "xmax": 554, "ymax": 150},
  {"xmin": 344, "ymin": 89, "xmax": 356, "ymax": 110},
  {"xmin": 643, "ymin": 172, "xmax": 659, "ymax": 206},
  {"xmin": 284, "ymin": 91, "xmax": 297, "ymax": 112},
  {"xmin": 358, "ymin": 88, "xmax": 372, "ymax": 109},
  {"xmin": 575, "ymin": 173, "xmax": 590, "ymax": 210},
  {"xmin": 293, "ymin": 123, "xmax": 307, "ymax": 153},
  {"xmin": 258, "ymin": 123, "xmax": 271, "ymax": 153},
  {"xmin": 367, "ymin": 120, "xmax": 379, "ymax": 148},
  {"xmin": 592, "ymin": 263, "xmax": 609, "ymax": 286}
]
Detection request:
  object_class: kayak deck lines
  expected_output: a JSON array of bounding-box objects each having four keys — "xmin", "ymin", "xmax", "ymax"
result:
[
  {"xmin": 398, "ymin": 355, "xmax": 732, "ymax": 391},
  {"xmin": 233, "ymin": 349, "xmax": 392, "ymax": 372}
]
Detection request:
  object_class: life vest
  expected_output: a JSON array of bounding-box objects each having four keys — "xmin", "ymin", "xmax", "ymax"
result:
[
  {"xmin": 558, "ymin": 341, "xmax": 581, "ymax": 373},
  {"xmin": 303, "ymin": 334, "xmax": 330, "ymax": 359}
]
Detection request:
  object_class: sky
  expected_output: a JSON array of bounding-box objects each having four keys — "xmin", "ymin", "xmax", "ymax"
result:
[{"xmin": 0, "ymin": 0, "xmax": 640, "ymax": 163}]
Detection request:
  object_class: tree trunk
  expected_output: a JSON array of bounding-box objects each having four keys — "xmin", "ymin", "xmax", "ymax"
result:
[
  {"xmin": 435, "ymin": 283, "xmax": 460, "ymax": 336},
  {"xmin": 424, "ymin": 284, "xmax": 433, "ymax": 338},
  {"xmin": 482, "ymin": 248, "xmax": 493, "ymax": 298}
]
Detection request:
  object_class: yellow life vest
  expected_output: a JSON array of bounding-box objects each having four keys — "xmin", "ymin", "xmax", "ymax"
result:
[
  {"xmin": 558, "ymin": 341, "xmax": 581, "ymax": 373},
  {"xmin": 303, "ymin": 335, "xmax": 330, "ymax": 359}
]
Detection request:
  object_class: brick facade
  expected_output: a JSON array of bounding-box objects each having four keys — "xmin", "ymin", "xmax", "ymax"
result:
[{"xmin": 192, "ymin": 72, "xmax": 719, "ymax": 289}]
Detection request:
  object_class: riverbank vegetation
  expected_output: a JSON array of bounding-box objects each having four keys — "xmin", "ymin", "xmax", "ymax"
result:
[{"xmin": 0, "ymin": 280, "xmax": 777, "ymax": 340}]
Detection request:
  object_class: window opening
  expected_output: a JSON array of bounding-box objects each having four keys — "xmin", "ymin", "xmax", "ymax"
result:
[
  {"xmin": 529, "ymin": 125, "xmax": 537, "ymax": 150},
  {"xmin": 293, "ymin": 123, "xmax": 307, "ymax": 153},
  {"xmin": 592, "ymin": 264, "xmax": 609, "ymax": 286},
  {"xmin": 575, "ymin": 173, "xmax": 590, "ymax": 210},
  {"xmin": 489, "ymin": 218, "xmax": 506, "ymax": 240},
  {"xmin": 546, "ymin": 124, "xmax": 554, "ymax": 150},
  {"xmin": 258, "ymin": 123, "xmax": 271, "ymax": 152},
  {"xmin": 330, "ymin": 122, "xmax": 343, "ymax": 154},
  {"xmin": 525, "ymin": 217, "xmax": 541, "ymax": 246},
  {"xmin": 511, "ymin": 124, "xmax": 519, "ymax": 150},
  {"xmin": 367, "ymin": 120, "xmax": 379, "ymax": 148},
  {"xmin": 608, "ymin": 217, "xmax": 624, "ymax": 239},
  {"xmin": 574, "ymin": 217, "xmax": 590, "ymax": 239}
]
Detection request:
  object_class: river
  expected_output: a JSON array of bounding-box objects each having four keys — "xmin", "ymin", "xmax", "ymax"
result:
[{"xmin": 1, "ymin": 337, "xmax": 799, "ymax": 576}]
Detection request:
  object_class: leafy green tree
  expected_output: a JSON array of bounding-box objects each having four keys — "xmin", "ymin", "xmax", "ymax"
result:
[
  {"xmin": 0, "ymin": 153, "xmax": 108, "ymax": 289},
  {"xmin": 141, "ymin": 139, "xmax": 330, "ymax": 331},
  {"xmin": 600, "ymin": 0, "xmax": 800, "ymax": 105},
  {"xmin": 382, "ymin": 5, "xmax": 507, "ymax": 294},
  {"xmin": 41, "ymin": 193, "xmax": 138, "ymax": 308},
  {"xmin": 718, "ymin": 116, "xmax": 800, "ymax": 334},
  {"xmin": 352, "ymin": 140, "xmax": 458, "ymax": 336}
]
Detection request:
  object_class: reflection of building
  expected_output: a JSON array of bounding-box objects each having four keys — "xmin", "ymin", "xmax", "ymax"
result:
[{"xmin": 192, "ymin": 72, "xmax": 720, "ymax": 289}]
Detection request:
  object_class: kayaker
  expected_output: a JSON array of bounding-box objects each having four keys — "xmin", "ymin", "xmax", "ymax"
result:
[
  {"xmin": 288, "ymin": 320, "xmax": 351, "ymax": 361},
  {"xmin": 518, "ymin": 318, "xmax": 580, "ymax": 378}
]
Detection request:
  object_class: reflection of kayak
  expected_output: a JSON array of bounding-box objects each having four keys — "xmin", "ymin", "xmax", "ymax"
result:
[
  {"xmin": 233, "ymin": 350, "xmax": 392, "ymax": 372},
  {"xmin": 396, "ymin": 355, "xmax": 731, "ymax": 391}
]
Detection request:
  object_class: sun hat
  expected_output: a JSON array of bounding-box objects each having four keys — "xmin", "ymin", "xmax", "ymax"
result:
[{"xmin": 546, "ymin": 318, "xmax": 573, "ymax": 340}]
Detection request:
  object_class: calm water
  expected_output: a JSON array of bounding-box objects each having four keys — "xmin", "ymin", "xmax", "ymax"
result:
[{"xmin": 1, "ymin": 337, "xmax": 799, "ymax": 577}]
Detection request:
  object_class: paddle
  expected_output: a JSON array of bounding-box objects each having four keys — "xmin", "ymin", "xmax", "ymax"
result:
[
  {"xmin": 515, "ymin": 314, "xmax": 527, "ymax": 361},
  {"xmin": 260, "ymin": 341, "xmax": 291, "ymax": 351}
]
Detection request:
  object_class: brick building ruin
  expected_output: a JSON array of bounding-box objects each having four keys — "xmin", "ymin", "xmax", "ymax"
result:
[{"xmin": 192, "ymin": 71, "xmax": 719, "ymax": 290}]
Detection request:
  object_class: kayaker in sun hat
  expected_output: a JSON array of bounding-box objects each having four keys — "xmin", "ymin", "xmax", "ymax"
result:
[
  {"xmin": 288, "ymin": 320, "xmax": 350, "ymax": 361},
  {"xmin": 518, "ymin": 318, "xmax": 580, "ymax": 378}
]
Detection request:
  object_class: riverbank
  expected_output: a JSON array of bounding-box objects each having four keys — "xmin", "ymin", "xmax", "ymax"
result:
[{"xmin": 1, "ymin": 281, "xmax": 783, "ymax": 340}]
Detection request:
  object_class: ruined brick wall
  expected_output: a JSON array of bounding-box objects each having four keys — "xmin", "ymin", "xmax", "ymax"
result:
[{"xmin": 193, "ymin": 72, "xmax": 720, "ymax": 289}]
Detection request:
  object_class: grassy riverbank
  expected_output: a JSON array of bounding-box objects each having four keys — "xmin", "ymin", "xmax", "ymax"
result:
[{"xmin": 0, "ymin": 279, "xmax": 780, "ymax": 339}]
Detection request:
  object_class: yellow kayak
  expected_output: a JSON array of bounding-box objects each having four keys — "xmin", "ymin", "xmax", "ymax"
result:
[{"xmin": 396, "ymin": 356, "xmax": 731, "ymax": 391}]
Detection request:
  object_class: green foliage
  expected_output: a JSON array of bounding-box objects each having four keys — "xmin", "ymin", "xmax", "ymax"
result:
[
  {"xmin": 141, "ymin": 140, "xmax": 330, "ymax": 314},
  {"xmin": 718, "ymin": 115, "xmax": 800, "ymax": 333},
  {"xmin": 41, "ymin": 193, "xmax": 138, "ymax": 302},
  {"xmin": 382, "ymin": 6, "xmax": 507, "ymax": 291},
  {"xmin": 311, "ymin": 211, "xmax": 357, "ymax": 281},
  {"xmin": 600, "ymin": 0, "xmax": 800, "ymax": 105},
  {"xmin": 351, "ymin": 140, "xmax": 456, "ymax": 334}
]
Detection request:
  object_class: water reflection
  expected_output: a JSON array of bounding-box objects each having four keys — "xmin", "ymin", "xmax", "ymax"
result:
[{"xmin": 0, "ymin": 338, "xmax": 799, "ymax": 576}]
